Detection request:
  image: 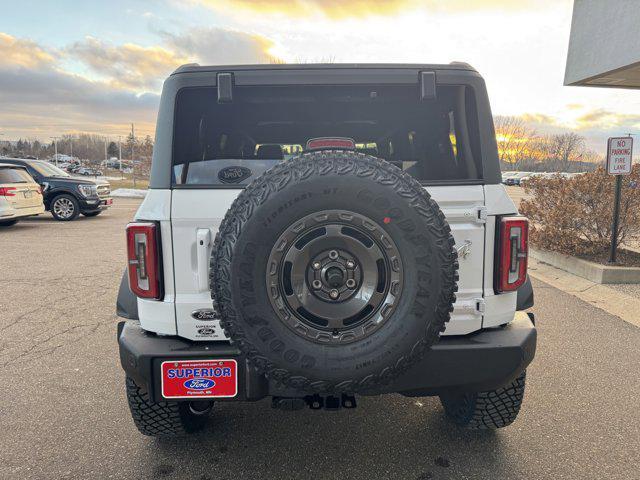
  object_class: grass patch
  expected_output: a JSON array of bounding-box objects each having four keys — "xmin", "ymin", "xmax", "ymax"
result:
[{"xmin": 108, "ymin": 178, "xmax": 149, "ymax": 190}]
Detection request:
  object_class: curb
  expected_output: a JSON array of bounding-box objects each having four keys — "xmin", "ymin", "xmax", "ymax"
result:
[
  {"xmin": 530, "ymin": 248, "xmax": 640, "ymax": 284},
  {"xmin": 528, "ymin": 258, "xmax": 640, "ymax": 328}
]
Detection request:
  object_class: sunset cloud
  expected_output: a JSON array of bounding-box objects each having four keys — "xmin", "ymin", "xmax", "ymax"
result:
[
  {"xmin": 159, "ymin": 27, "xmax": 278, "ymax": 65},
  {"xmin": 574, "ymin": 109, "xmax": 640, "ymax": 131},
  {"xmin": 66, "ymin": 37, "xmax": 188, "ymax": 90},
  {"xmin": 0, "ymin": 27, "xmax": 279, "ymax": 138},
  {"xmin": 0, "ymin": 33, "xmax": 159, "ymax": 138},
  {"xmin": 200, "ymin": 0, "xmax": 555, "ymax": 18},
  {"xmin": 0, "ymin": 32, "xmax": 55, "ymax": 68}
]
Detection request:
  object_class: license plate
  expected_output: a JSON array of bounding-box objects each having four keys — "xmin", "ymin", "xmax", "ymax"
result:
[
  {"xmin": 103, "ymin": 198, "xmax": 113, "ymax": 206},
  {"xmin": 160, "ymin": 359, "xmax": 238, "ymax": 399},
  {"xmin": 24, "ymin": 191, "xmax": 34, "ymax": 199}
]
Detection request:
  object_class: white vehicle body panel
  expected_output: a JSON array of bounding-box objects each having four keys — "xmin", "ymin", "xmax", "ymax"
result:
[
  {"xmin": 134, "ymin": 189, "xmax": 177, "ymax": 335},
  {"xmin": 170, "ymin": 189, "xmax": 242, "ymax": 340},
  {"xmin": 134, "ymin": 183, "xmax": 518, "ymax": 340}
]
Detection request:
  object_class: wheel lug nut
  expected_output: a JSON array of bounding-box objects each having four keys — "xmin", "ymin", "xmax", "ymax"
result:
[
  {"xmin": 312, "ymin": 261, "xmax": 321, "ymax": 270},
  {"xmin": 346, "ymin": 279, "xmax": 356, "ymax": 289},
  {"xmin": 312, "ymin": 280, "xmax": 322, "ymax": 290},
  {"xmin": 329, "ymin": 250, "xmax": 339, "ymax": 260},
  {"xmin": 346, "ymin": 260, "xmax": 355, "ymax": 269},
  {"xmin": 329, "ymin": 289, "xmax": 339, "ymax": 299}
]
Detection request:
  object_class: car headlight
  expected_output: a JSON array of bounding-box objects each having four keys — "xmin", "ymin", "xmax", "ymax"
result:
[{"xmin": 78, "ymin": 184, "xmax": 97, "ymax": 197}]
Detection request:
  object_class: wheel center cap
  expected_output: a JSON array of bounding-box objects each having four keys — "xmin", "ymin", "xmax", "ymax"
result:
[{"xmin": 325, "ymin": 267, "xmax": 344, "ymax": 288}]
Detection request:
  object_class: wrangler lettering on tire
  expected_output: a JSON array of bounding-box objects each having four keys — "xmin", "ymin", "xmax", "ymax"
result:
[{"xmin": 210, "ymin": 151, "xmax": 458, "ymax": 393}]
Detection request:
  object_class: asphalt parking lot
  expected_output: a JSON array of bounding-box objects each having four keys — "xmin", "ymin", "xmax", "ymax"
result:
[{"xmin": 1, "ymin": 198, "xmax": 639, "ymax": 480}]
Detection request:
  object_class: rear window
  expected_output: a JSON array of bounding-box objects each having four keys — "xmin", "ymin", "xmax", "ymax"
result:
[
  {"xmin": 0, "ymin": 167, "xmax": 33, "ymax": 184},
  {"xmin": 172, "ymin": 84, "xmax": 483, "ymax": 187}
]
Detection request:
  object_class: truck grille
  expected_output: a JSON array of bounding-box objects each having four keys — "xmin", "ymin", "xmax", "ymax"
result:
[{"xmin": 97, "ymin": 184, "xmax": 111, "ymax": 198}]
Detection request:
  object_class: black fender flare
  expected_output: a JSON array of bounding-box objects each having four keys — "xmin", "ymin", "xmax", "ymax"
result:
[
  {"xmin": 116, "ymin": 269, "xmax": 138, "ymax": 320},
  {"xmin": 516, "ymin": 275, "xmax": 534, "ymax": 311}
]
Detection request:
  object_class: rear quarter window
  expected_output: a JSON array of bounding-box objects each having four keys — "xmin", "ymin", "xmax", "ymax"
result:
[{"xmin": 0, "ymin": 167, "xmax": 34, "ymax": 184}]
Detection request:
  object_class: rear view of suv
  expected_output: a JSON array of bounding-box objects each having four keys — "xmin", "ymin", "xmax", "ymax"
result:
[
  {"xmin": 117, "ymin": 64, "xmax": 536, "ymax": 436},
  {"xmin": 0, "ymin": 163, "xmax": 44, "ymax": 226}
]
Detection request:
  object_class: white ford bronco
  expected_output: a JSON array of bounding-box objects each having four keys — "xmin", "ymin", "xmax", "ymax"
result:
[{"xmin": 116, "ymin": 63, "xmax": 536, "ymax": 436}]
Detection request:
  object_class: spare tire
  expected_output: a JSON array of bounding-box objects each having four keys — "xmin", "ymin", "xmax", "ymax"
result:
[{"xmin": 211, "ymin": 151, "xmax": 458, "ymax": 393}]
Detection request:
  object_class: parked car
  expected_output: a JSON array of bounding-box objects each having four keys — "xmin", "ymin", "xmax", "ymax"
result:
[
  {"xmin": 116, "ymin": 63, "xmax": 535, "ymax": 436},
  {"xmin": 501, "ymin": 171, "xmax": 516, "ymax": 183},
  {"xmin": 518, "ymin": 172, "xmax": 548, "ymax": 186},
  {"xmin": 0, "ymin": 158, "xmax": 112, "ymax": 221},
  {"xmin": 0, "ymin": 163, "xmax": 45, "ymax": 226},
  {"xmin": 76, "ymin": 167, "xmax": 103, "ymax": 176},
  {"xmin": 504, "ymin": 172, "xmax": 532, "ymax": 186}
]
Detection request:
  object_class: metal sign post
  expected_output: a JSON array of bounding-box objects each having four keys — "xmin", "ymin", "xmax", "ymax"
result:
[{"xmin": 606, "ymin": 136, "xmax": 633, "ymax": 263}]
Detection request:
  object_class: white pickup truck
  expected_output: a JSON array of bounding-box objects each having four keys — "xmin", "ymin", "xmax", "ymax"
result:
[{"xmin": 116, "ymin": 63, "xmax": 535, "ymax": 436}]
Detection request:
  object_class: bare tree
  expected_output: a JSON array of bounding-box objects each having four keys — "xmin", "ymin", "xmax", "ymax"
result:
[
  {"xmin": 493, "ymin": 116, "xmax": 537, "ymax": 168},
  {"xmin": 548, "ymin": 132, "xmax": 586, "ymax": 170}
]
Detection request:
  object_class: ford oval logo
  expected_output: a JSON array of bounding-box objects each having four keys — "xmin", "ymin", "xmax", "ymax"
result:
[
  {"xmin": 184, "ymin": 378, "xmax": 215, "ymax": 390},
  {"xmin": 218, "ymin": 166, "xmax": 252, "ymax": 184},
  {"xmin": 191, "ymin": 309, "xmax": 218, "ymax": 321}
]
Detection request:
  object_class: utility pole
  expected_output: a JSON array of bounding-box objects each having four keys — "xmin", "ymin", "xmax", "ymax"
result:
[
  {"xmin": 131, "ymin": 123, "xmax": 136, "ymax": 188},
  {"xmin": 118, "ymin": 135, "xmax": 123, "ymax": 179},
  {"xmin": 50, "ymin": 136, "xmax": 59, "ymax": 166}
]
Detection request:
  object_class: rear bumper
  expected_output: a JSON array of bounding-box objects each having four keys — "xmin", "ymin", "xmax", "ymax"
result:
[
  {"xmin": 117, "ymin": 312, "xmax": 536, "ymax": 403},
  {"xmin": 0, "ymin": 204, "xmax": 45, "ymax": 220}
]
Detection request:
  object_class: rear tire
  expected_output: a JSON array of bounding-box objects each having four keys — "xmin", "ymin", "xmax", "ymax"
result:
[
  {"xmin": 0, "ymin": 219, "xmax": 19, "ymax": 227},
  {"xmin": 439, "ymin": 371, "xmax": 526, "ymax": 429},
  {"xmin": 125, "ymin": 377, "xmax": 211, "ymax": 437},
  {"xmin": 51, "ymin": 194, "xmax": 80, "ymax": 221}
]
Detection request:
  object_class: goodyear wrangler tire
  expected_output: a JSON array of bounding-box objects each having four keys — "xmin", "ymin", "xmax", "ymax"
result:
[
  {"xmin": 125, "ymin": 377, "xmax": 211, "ymax": 436},
  {"xmin": 211, "ymin": 151, "xmax": 458, "ymax": 393},
  {"xmin": 439, "ymin": 371, "xmax": 527, "ymax": 429}
]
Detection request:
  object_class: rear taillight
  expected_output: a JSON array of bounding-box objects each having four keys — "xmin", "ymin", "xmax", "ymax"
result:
[
  {"xmin": 0, "ymin": 187, "xmax": 17, "ymax": 197},
  {"xmin": 495, "ymin": 216, "xmax": 529, "ymax": 293},
  {"xmin": 126, "ymin": 222, "xmax": 162, "ymax": 299}
]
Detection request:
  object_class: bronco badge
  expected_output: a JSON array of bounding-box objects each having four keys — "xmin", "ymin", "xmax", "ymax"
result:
[{"xmin": 218, "ymin": 166, "xmax": 252, "ymax": 184}]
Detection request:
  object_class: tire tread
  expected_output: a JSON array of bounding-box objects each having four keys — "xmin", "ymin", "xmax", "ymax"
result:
[{"xmin": 210, "ymin": 152, "xmax": 458, "ymax": 393}]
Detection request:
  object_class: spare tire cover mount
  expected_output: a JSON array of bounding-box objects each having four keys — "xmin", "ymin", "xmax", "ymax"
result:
[{"xmin": 266, "ymin": 209, "xmax": 403, "ymax": 345}]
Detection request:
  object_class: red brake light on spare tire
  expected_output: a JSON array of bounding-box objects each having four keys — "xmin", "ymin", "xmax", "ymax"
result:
[
  {"xmin": 126, "ymin": 222, "xmax": 162, "ymax": 299},
  {"xmin": 495, "ymin": 216, "xmax": 529, "ymax": 293}
]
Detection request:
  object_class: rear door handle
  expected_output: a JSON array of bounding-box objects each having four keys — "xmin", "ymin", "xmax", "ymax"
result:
[{"xmin": 196, "ymin": 228, "xmax": 211, "ymax": 292}]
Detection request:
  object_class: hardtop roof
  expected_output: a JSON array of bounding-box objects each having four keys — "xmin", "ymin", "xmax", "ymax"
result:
[{"xmin": 172, "ymin": 62, "xmax": 477, "ymax": 76}]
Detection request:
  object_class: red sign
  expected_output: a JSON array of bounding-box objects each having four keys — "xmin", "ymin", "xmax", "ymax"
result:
[
  {"xmin": 161, "ymin": 359, "xmax": 238, "ymax": 399},
  {"xmin": 606, "ymin": 137, "xmax": 633, "ymax": 175}
]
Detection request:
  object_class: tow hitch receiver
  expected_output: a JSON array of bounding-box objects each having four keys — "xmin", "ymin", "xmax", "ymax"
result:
[{"xmin": 272, "ymin": 394, "xmax": 357, "ymax": 411}]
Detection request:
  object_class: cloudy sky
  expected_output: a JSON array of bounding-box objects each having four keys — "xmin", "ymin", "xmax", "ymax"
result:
[{"xmin": 1, "ymin": 0, "xmax": 639, "ymax": 153}]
